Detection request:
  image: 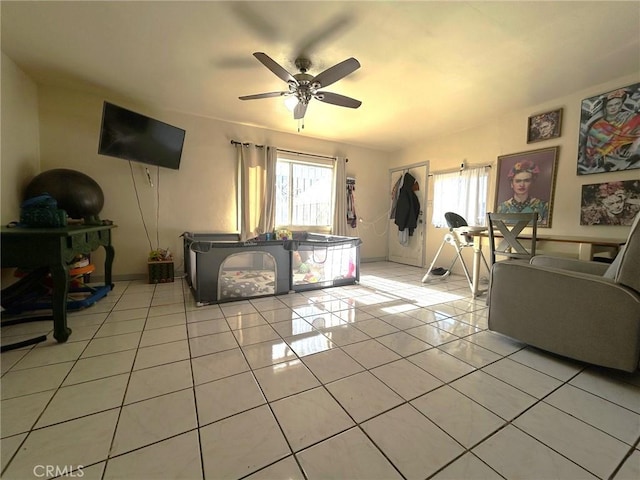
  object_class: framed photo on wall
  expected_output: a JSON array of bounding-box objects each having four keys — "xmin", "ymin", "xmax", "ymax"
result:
[
  {"xmin": 527, "ymin": 108, "xmax": 562, "ymax": 143},
  {"xmin": 577, "ymin": 82, "xmax": 640, "ymax": 175},
  {"xmin": 580, "ymin": 180, "xmax": 640, "ymax": 226},
  {"xmin": 494, "ymin": 147, "xmax": 559, "ymax": 228}
]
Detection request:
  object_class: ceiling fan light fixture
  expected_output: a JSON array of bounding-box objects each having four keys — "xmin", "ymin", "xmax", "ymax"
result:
[{"xmin": 284, "ymin": 95, "xmax": 299, "ymax": 111}]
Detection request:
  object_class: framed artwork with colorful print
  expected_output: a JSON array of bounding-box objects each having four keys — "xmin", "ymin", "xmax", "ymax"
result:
[{"xmin": 577, "ymin": 83, "xmax": 640, "ymax": 175}]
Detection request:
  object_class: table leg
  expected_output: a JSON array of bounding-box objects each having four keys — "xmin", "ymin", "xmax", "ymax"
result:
[
  {"xmin": 104, "ymin": 244, "xmax": 115, "ymax": 288},
  {"xmin": 470, "ymin": 234, "xmax": 491, "ymax": 297},
  {"xmin": 50, "ymin": 262, "xmax": 72, "ymax": 343},
  {"xmin": 472, "ymin": 239, "xmax": 481, "ymax": 297},
  {"xmin": 578, "ymin": 243, "xmax": 594, "ymax": 261}
]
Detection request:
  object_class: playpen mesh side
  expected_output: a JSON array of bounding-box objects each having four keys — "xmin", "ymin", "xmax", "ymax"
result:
[
  {"xmin": 217, "ymin": 251, "xmax": 277, "ymax": 300},
  {"xmin": 291, "ymin": 242, "xmax": 357, "ymax": 287},
  {"xmin": 189, "ymin": 249, "xmax": 198, "ymax": 290}
]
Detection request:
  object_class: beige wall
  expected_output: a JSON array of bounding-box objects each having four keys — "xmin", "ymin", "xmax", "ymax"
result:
[
  {"xmin": 32, "ymin": 84, "xmax": 390, "ymax": 279},
  {"xmin": 391, "ymin": 73, "xmax": 640, "ymax": 273},
  {"xmin": 0, "ymin": 54, "xmax": 41, "ymax": 286},
  {"xmin": 1, "ymin": 53, "xmax": 40, "ymax": 225}
]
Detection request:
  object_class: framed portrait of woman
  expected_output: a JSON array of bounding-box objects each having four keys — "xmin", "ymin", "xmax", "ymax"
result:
[
  {"xmin": 577, "ymin": 82, "xmax": 640, "ymax": 175},
  {"xmin": 494, "ymin": 147, "xmax": 559, "ymax": 228},
  {"xmin": 527, "ymin": 108, "xmax": 562, "ymax": 143}
]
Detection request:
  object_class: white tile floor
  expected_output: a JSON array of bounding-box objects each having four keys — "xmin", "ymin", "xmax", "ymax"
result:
[{"xmin": 1, "ymin": 261, "xmax": 639, "ymax": 479}]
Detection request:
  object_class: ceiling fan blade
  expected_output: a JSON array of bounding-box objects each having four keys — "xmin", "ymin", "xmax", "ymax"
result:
[
  {"xmin": 294, "ymin": 102, "xmax": 308, "ymax": 120},
  {"xmin": 239, "ymin": 91, "xmax": 286, "ymax": 100},
  {"xmin": 295, "ymin": 13, "xmax": 353, "ymax": 58},
  {"xmin": 229, "ymin": 3, "xmax": 280, "ymax": 43},
  {"xmin": 312, "ymin": 58, "xmax": 360, "ymax": 88},
  {"xmin": 314, "ymin": 92, "xmax": 362, "ymax": 109},
  {"xmin": 253, "ymin": 52, "xmax": 296, "ymax": 84}
]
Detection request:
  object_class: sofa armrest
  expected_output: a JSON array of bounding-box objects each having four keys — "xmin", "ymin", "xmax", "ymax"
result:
[
  {"xmin": 530, "ymin": 255, "xmax": 609, "ymax": 276},
  {"xmin": 488, "ymin": 262, "xmax": 640, "ymax": 372}
]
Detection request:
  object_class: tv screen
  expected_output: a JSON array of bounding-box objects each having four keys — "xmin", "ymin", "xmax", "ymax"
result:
[{"xmin": 98, "ymin": 101, "xmax": 185, "ymax": 170}]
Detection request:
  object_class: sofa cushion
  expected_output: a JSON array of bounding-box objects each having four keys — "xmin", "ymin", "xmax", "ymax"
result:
[{"xmin": 603, "ymin": 245, "xmax": 625, "ymax": 279}]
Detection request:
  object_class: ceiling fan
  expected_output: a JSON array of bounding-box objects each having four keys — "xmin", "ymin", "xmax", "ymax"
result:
[{"xmin": 239, "ymin": 52, "xmax": 362, "ymax": 121}]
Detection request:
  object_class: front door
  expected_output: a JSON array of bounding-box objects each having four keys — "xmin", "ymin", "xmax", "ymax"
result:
[{"xmin": 388, "ymin": 163, "xmax": 428, "ymax": 267}]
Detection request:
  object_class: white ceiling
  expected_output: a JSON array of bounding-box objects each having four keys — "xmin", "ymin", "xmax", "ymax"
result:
[{"xmin": 2, "ymin": 1, "xmax": 639, "ymax": 152}]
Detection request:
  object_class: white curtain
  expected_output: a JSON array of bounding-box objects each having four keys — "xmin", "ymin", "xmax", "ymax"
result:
[
  {"xmin": 258, "ymin": 146, "xmax": 277, "ymax": 235},
  {"xmin": 332, "ymin": 156, "xmax": 348, "ymax": 236},
  {"xmin": 432, "ymin": 166, "xmax": 489, "ymax": 227},
  {"xmin": 236, "ymin": 144, "xmax": 276, "ymax": 240}
]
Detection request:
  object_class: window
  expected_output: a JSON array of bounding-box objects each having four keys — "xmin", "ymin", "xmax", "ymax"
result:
[
  {"xmin": 275, "ymin": 153, "xmax": 333, "ymax": 229},
  {"xmin": 431, "ymin": 166, "xmax": 490, "ymax": 227}
]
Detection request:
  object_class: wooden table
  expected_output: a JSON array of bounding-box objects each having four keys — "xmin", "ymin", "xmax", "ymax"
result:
[
  {"xmin": 532, "ymin": 234, "xmax": 625, "ymax": 261},
  {"xmin": 1, "ymin": 224, "xmax": 115, "ymax": 342},
  {"xmin": 465, "ymin": 230, "xmax": 625, "ymax": 297}
]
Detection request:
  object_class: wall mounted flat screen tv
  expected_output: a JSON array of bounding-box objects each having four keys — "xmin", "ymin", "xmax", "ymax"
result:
[{"xmin": 98, "ymin": 101, "xmax": 186, "ymax": 170}]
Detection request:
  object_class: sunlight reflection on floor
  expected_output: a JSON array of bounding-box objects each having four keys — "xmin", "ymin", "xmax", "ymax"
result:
[{"xmin": 358, "ymin": 273, "xmax": 467, "ymax": 309}]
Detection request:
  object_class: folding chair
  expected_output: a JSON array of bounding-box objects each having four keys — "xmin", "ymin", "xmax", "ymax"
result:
[
  {"xmin": 421, "ymin": 212, "xmax": 490, "ymax": 294},
  {"xmin": 486, "ymin": 212, "xmax": 538, "ymax": 264}
]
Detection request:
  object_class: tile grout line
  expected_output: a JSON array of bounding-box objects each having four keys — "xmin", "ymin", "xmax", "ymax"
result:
[
  {"xmin": 101, "ymin": 280, "xmax": 159, "ymax": 479},
  {"xmin": 223, "ymin": 301, "xmax": 310, "ymax": 480}
]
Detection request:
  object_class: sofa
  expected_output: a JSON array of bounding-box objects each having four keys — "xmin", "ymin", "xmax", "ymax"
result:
[{"xmin": 487, "ymin": 212, "xmax": 640, "ymax": 372}]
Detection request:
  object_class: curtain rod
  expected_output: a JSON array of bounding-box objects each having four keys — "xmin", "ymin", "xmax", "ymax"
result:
[
  {"xmin": 230, "ymin": 140, "xmax": 264, "ymax": 148},
  {"xmin": 428, "ymin": 163, "xmax": 491, "ymax": 177},
  {"xmin": 231, "ymin": 141, "xmax": 347, "ymax": 162},
  {"xmin": 277, "ymin": 148, "xmax": 345, "ymax": 161}
]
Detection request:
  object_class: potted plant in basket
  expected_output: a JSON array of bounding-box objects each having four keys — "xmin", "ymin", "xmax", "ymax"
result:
[{"xmin": 148, "ymin": 248, "xmax": 174, "ymax": 283}]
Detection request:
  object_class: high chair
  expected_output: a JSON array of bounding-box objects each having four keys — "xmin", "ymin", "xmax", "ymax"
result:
[{"xmin": 421, "ymin": 212, "xmax": 490, "ymax": 294}]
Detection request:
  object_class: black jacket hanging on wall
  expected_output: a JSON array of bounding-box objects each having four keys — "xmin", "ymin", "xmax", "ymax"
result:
[{"xmin": 394, "ymin": 172, "xmax": 420, "ymax": 235}]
